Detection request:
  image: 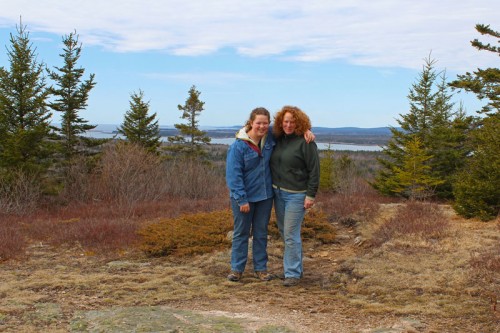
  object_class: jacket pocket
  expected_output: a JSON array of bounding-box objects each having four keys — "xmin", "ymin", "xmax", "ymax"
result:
[{"xmin": 243, "ymin": 150, "xmax": 260, "ymax": 171}]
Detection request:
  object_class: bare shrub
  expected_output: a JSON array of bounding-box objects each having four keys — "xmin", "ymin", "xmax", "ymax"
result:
[
  {"xmin": 0, "ymin": 170, "xmax": 41, "ymax": 215},
  {"xmin": 372, "ymin": 201, "xmax": 450, "ymax": 246},
  {"xmin": 0, "ymin": 216, "xmax": 26, "ymax": 261},
  {"xmin": 163, "ymin": 157, "xmax": 226, "ymax": 199},
  {"xmin": 25, "ymin": 216, "xmax": 140, "ymax": 251},
  {"xmin": 60, "ymin": 155, "xmax": 98, "ymax": 202},
  {"xmin": 319, "ymin": 189, "xmax": 381, "ymax": 226},
  {"xmin": 138, "ymin": 210, "xmax": 233, "ymax": 257},
  {"xmin": 60, "ymin": 143, "xmax": 227, "ymax": 214},
  {"xmin": 60, "ymin": 142, "xmax": 169, "ymax": 213},
  {"xmin": 95, "ymin": 142, "xmax": 167, "ymax": 206}
]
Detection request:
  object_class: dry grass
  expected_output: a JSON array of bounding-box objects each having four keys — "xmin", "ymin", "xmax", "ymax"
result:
[
  {"xmin": 0, "ymin": 215, "xmax": 26, "ymax": 262},
  {"xmin": 330, "ymin": 205, "xmax": 499, "ymax": 332},
  {"xmin": 0, "ymin": 192, "xmax": 498, "ymax": 332},
  {"xmin": 371, "ymin": 201, "xmax": 450, "ymax": 247},
  {"xmin": 318, "ymin": 188, "xmax": 383, "ymax": 227}
]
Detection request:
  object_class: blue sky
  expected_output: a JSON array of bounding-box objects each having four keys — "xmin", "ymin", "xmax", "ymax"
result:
[{"xmin": 0, "ymin": 1, "xmax": 498, "ymax": 128}]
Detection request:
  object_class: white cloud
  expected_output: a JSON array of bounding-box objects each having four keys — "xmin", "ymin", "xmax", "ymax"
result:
[{"xmin": 1, "ymin": 0, "xmax": 498, "ymax": 71}]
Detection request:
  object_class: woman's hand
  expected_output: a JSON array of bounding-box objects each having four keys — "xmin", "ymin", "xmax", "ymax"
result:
[
  {"xmin": 240, "ymin": 203, "xmax": 250, "ymax": 213},
  {"xmin": 304, "ymin": 130, "xmax": 315, "ymax": 143},
  {"xmin": 304, "ymin": 198, "xmax": 315, "ymax": 209}
]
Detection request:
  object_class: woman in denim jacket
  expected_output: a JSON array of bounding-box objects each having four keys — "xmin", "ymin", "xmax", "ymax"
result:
[{"xmin": 225, "ymin": 107, "xmax": 275, "ymax": 282}]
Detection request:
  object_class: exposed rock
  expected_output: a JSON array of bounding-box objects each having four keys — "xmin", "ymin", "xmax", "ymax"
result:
[{"xmin": 69, "ymin": 306, "xmax": 296, "ymax": 332}]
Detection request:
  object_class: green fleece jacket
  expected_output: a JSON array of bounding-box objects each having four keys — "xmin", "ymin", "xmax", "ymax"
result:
[{"xmin": 270, "ymin": 133, "xmax": 320, "ymax": 199}]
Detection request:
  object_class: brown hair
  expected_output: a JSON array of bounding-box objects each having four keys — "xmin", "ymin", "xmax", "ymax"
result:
[
  {"xmin": 244, "ymin": 107, "xmax": 270, "ymax": 131},
  {"xmin": 272, "ymin": 105, "xmax": 311, "ymax": 137}
]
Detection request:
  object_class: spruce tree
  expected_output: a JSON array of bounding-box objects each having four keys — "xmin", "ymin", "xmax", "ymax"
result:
[
  {"xmin": 319, "ymin": 145, "xmax": 336, "ymax": 191},
  {"xmin": 372, "ymin": 55, "xmax": 469, "ymax": 198},
  {"xmin": 118, "ymin": 90, "xmax": 161, "ymax": 153},
  {"xmin": 452, "ymin": 115, "xmax": 499, "ymax": 220},
  {"xmin": 450, "ymin": 24, "xmax": 500, "ymax": 220},
  {"xmin": 167, "ymin": 85, "xmax": 210, "ymax": 157},
  {"xmin": 0, "ymin": 23, "xmax": 52, "ymax": 174},
  {"xmin": 47, "ymin": 31, "xmax": 96, "ymax": 158},
  {"xmin": 392, "ymin": 137, "xmax": 444, "ymax": 200},
  {"xmin": 450, "ymin": 24, "xmax": 500, "ymax": 116}
]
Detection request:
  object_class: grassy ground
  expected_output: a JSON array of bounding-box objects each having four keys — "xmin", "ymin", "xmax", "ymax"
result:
[{"xmin": 0, "ymin": 201, "xmax": 498, "ymax": 332}]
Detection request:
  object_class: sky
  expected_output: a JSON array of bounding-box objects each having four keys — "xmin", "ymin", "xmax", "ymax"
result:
[{"xmin": 0, "ymin": 1, "xmax": 498, "ymax": 128}]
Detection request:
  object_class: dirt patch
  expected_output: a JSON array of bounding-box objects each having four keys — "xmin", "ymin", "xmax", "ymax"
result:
[{"xmin": 0, "ymin": 204, "xmax": 498, "ymax": 332}]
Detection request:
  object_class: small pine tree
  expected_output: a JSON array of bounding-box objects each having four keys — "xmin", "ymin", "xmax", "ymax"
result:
[
  {"xmin": 118, "ymin": 90, "xmax": 161, "ymax": 153},
  {"xmin": 47, "ymin": 31, "xmax": 96, "ymax": 158},
  {"xmin": 0, "ymin": 22, "xmax": 53, "ymax": 174},
  {"xmin": 167, "ymin": 85, "xmax": 210, "ymax": 157},
  {"xmin": 392, "ymin": 137, "xmax": 444, "ymax": 200},
  {"xmin": 319, "ymin": 144, "xmax": 336, "ymax": 191}
]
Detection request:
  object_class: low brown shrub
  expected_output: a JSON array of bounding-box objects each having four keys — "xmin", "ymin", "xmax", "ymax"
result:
[
  {"xmin": 268, "ymin": 209, "xmax": 336, "ymax": 244},
  {"xmin": 319, "ymin": 191, "xmax": 381, "ymax": 226},
  {"xmin": 372, "ymin": 201, "xmax": 449, "ymax": 246},
  {"xmin": 0, "ymin": 216, "xmax": 26, "ymax": 261},
  {"xmin": 138, "ymin": 209, "xmax": 233, "ymax": 257},
  {"xmin": 25, "ymin": 217, "xmax": 140, "ymax": 251}
]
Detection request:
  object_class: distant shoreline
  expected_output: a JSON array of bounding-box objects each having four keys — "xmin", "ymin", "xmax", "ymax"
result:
[{"xmin": 83, "ymin": 130, "xmax": 384, "ymax": 151}]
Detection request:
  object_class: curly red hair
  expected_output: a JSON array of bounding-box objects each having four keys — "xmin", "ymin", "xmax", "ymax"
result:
[{"xmin": 272, "ymin": 105, "xmax": 311, "ymax": 137}]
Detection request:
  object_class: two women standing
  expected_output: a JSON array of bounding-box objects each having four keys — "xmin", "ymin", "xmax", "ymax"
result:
[{"xmin": 225, "ymin": 106, "xmax": 320, "ymax": 286}]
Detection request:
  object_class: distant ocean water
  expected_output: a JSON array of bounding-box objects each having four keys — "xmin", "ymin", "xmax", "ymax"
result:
[{"xmin": 84, "ymin": 125, "xmax": 383, "ymax": 152}]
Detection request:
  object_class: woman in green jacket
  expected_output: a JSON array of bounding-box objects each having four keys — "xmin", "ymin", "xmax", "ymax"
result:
[{"xmin": 270, "ymin": 105, "xmax": 320, "ymax": 287}]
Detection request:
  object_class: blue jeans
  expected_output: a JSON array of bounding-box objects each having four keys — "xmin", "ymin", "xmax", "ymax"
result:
[
  {"xmin": 230, "ymin": 197, "xmax": 273, "ymax": 273},
  {"xmin": 273, "ymin": 188, "xmax": 306, "ymax": 279}
]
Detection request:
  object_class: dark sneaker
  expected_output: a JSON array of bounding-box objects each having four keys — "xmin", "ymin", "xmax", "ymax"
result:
[
  {"xmin": 227, "ymin": 271, "xmax": 242, "ymax": 282},
  {"xmin": 254, "ymin": 271, "xmax": 273, "ymax": 281},
  {"xmin": 283, "ymin": 277, "xmax": 300, "ymax": 287}
]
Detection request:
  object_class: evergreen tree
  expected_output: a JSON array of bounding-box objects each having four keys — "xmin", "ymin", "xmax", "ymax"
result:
[
  {"xmin": 47, "ymin": 31, "xmax": 96, "ymax": 158},
  {"xmin": 372, "ymin": 55, "xmax": 469, "ymax": 198},
  {"xmin": 452, "ymin": 115, "xmax": 499, "ymax": 220},
  {"xmin": 118, "ymin": 90, "xmax": 161, "ymax": 153},
  {"xmin": 450, "ymin": 24, "xmax": 500, "ymax": 220},
  {"xmin": 392, "ymin": 137, "xmax": 444, "ymax": 200},
  {"xmin": 167, "ymin": 85, "xmax": 210, "ymax": 156},
  {"xmin": 319, "ymin": 145, "xmax": 336, "ymax": 191},
  {"xmin": 450, "ymin": 24, "xmax": 500, "ymax": 116},
  {"xmin": 0, "ymin": 23, "xmax": 52, "ymax": 174}
]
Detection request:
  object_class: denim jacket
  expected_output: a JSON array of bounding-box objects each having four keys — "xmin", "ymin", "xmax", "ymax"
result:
[{"xmin": 226, "ymin": 128, "xmax": 275, "ymax": 205}]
